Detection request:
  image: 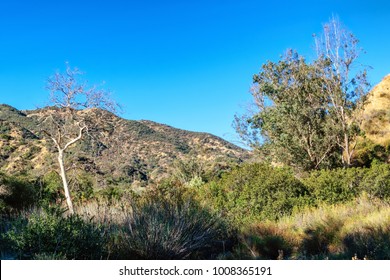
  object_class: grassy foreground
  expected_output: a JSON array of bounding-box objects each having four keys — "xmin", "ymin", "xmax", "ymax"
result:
[{"xmin": 1, "ymin": 163, "xmax": 390, "ymax": 260}]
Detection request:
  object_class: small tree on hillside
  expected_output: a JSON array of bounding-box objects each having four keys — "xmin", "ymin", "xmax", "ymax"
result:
[{"xmin": 40, "ymin": 63, "xmax": 118, "ymax": 214}]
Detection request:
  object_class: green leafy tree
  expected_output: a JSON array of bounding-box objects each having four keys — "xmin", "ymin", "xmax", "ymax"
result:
[
  {"xmin": 235, "ymin": 17, "xmax": 370, "ymax": 170},
  {"xmin": 235, "ymin": 50, "xmax": 339, "ymax": 170}
]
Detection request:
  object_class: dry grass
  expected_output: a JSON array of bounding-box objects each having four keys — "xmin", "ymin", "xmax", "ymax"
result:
[
  {"xmin": 242, "ymin": 196, "xmax": 390, "ymax": 259},
  {"xmin": 362, "ymin": 74, "xmax": 390, "ymax": 144},
  {"xmin": 75, "ymin": 199, "xmax": 131, "ymax": 225}
]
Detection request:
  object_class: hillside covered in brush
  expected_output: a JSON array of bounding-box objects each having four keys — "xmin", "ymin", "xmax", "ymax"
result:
[{"xmin": 0, "ymin": 104, "xmax": 248, "ymax": 189}]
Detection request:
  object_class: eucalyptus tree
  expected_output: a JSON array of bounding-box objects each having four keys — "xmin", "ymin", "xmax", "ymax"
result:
[
  {"xmin": 235, "ymin": 17, "xmax": 370, "ymax": 170},
  {"xmin": 235, "ymin": 50, "xmax": 339, "ymax": 171},
  {"xmin": 314, "ymin": 16, "xmax": 370, "ymax": 166}
]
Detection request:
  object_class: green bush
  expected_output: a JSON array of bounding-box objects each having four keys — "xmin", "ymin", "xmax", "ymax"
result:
[
  {"xmin": 0, "ymin": 215, "xmax": 14, "ymax": 259},
  {"xmin": 302, "ymin": 168, "xmax": 365, "ymax": 205},
  {"xmin": 0, "ymin": 134, "xmax": 12, "ymax": 140},
  {"xmin": 72, "ymin": 173, "xmax": 95, "ymax": 203},
  {"xmin": 120, "ymin": 196, "xmax": 228, "ymax": 259},
  {"xmin": 354, "ymin": 139, "xmax": 389, "ymax": 167},
  {"xmin": 0, "ymin": 173, "xmax": 39, "ymax": 212},
  {"xmin": 3, "ymin": 208, "xmax": 107, "ymax": 259},
  {"xmin": 39, "ymin": 171, "xmax": 63, "ymax": 205},
  {"xmin": 199, "ymin": 163, "xmax": 310, "ymax": 224},
  {"xmin": 360, "ymin": 163, "xmax": 390, "ymax": 201},
  {"xmin": 303, "ymin": 163, "xmax": 390, "ymax": 205}
]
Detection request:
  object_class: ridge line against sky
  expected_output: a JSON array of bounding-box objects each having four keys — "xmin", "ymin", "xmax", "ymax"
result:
[{"xmin": 1, "ymin": 0, "xmax": 389, "ymax": 146}]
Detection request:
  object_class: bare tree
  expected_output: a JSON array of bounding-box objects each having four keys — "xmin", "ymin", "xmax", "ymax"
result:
[
  {"xmin": 40, "ymin": 63, "xmax": 119, "ymax": 214},
  {"xmin": 314, "ymin": 16, "xmax": 370, "ymax": 166}
]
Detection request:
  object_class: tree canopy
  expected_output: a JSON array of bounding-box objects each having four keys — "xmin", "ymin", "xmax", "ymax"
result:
[{"xmin": 235, "ymin": 16, "xmax": 370, "ymax": 171}]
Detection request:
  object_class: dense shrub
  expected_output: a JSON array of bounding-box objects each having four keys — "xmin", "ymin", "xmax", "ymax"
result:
[
  {"xmin": 303, "ymin": 163, "xmax": 390, "ymax": 205},
  {"xmin": 119, "ymin": 196, "xmax": 229, "ymax": 259},
  {"xmin": 302, "ymin": 168, "xmax": 365, "ymax": 204},
  {"xmin": 360, "ymin": 163, "xmax": 390, "ymax": 201},
  {"xmin": 2, "ymin": 208, "xmax": 107, "ymax": 259},
  {"xmin": 71, "ymin": 173, "xmax": 95, "ymax": 202},
  {"xmin": 0, "ymin": 173, "xmax": 38, "ymax": 212},
  {"xmin": 353, "ymin": 138, "xmax": 390, "ymax": 167},
  {"xmin": 199, "ymin": 163, "xmax": 310, "ymax": 224},
  {"xmin": 0, "ymin": 215, "xmax": 14, "ymax": 259},
  {"xmin": 39, "ymin": 171, "xmax": 63, "ymax": 205},
  {"xmin": 0, "ymin": 171, "xmax": 67, "ymax": 213}
]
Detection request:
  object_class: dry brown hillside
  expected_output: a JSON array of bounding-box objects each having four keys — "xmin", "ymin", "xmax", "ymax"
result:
[
  {"xmin": 0, "ymin": 104, "xmax": 249, "ymax": 189},
  {"xmin": 361, "ymin": 74, "xmax": 390, "ymax": 145}
]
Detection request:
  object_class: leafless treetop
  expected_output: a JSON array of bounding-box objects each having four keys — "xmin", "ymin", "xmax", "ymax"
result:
[{"xmin": 47, "ymin": 62, "xmax": 120, "ymax": 114}]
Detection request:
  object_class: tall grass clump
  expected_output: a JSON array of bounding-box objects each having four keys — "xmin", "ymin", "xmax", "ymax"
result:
[
  {"xmin": 341, "ymin": 206, "xmax": 390, "ymax": 259},
  {"xmin": 239, "ymin": 196, "xmax": 390, "ymax": 260},
  {"xmin": 119, "ymin": 193, "xmax": 229, "ymax": 259},
  {"xmin": 236, "ymin": 222, "xmax": 295, "ymax": 259}
]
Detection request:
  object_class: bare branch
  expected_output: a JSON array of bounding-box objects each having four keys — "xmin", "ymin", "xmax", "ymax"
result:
[
  {"xmin": 63, "ymin": 125, "xmax": 87, "ymax": 151},
  {"xmin": 39, "ymin": 63, "xmax": 120, "ymax": 213}
]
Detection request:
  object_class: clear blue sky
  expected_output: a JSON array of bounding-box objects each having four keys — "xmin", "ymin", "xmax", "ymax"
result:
[{"xmin": 1, "ymin": 0, "xmax": 389, "ymax": 145}]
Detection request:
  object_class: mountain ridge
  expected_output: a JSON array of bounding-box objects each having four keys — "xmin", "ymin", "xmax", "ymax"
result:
[{"xmin": 0, "ymin": 104, "xmax": 248, "ymax": 189}]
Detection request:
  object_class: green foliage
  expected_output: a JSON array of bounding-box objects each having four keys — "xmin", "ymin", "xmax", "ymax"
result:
[
  {"xmin": 354, "ymin": 138, "xmax": 390, "ymax": 167},
  {"xmin": 119, "ymin": 195, "xmax": 228, "ymax": 259},
  {"xmin": 0, "ymin": 105, "xmax": 37, "ymax": 132},
  {"xmin": 303, "ymin": 163, "xmax": 390, "ymax": 204},
  {"xmin": 0, "ymin": 134, "xmax": 12, "ymax": 140},
  {"xmin": 200, "ymin": 163, "xmax": 310, "ymax": 224},
  {"xmin": 236, "ymin": 17, "xmax": 370, "ymax": 170},
  {"xmin": 0, "ymin": 173, "xmax": 38, "ymax": 213},
  {"xmin": 172, "ymin": 158, "xmax": 207, "ymax": 186},
  {"xmin": 21, "ymin": 145, "xmax": 41, "ymax": 160},
  {"xmin": 71, "ymin": 173, "xmax": 95, "ymax": 202},
  {"xmin": 0, "ymin": 215, "xmax": 13, "ymax": 259},
  {"xmin": 96, "ymin": 186, "xmax": 125, "ymax": 202},
  {"xmin": 235, "ymin": 51, "xmax": 340, "ymax": 171},
  {"xmin": 360, "ymin": 163, "xmax": 390, "ymax": 201},
  {"xmin": 303, "ymin": 168, "xmax": 364, "ymax": 204},
  {"xmin": 2, "ymin": 208, "xmax": 107, "ymax": 259},
  {"xmin": 39, "ymin": 171, "xmax": 63, "ymax": 204}
]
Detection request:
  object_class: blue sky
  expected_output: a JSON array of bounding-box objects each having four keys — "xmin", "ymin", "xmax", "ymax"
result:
[{"xmin": 1, "ymin": 0, "xmax": 389, "ymax": 146}]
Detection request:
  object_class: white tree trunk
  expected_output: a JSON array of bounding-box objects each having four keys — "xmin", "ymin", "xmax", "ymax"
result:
[{"xmin": 58, "ymin": 149, "xmax": 74, "ymax": 214}]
